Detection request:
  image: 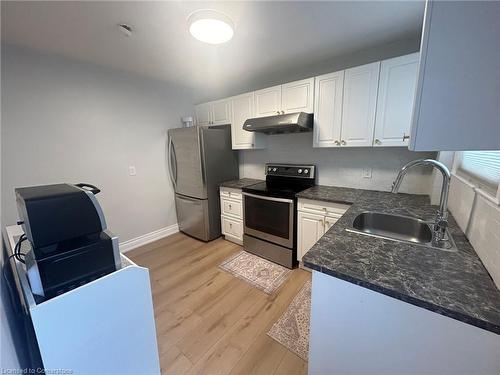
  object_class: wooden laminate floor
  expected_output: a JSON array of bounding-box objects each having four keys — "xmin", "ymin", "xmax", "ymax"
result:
[{"xmin": 127, "ymin": 232, "xmax": 311, "ymax": 375}]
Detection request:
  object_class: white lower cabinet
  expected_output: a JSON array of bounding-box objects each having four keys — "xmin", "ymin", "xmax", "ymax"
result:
[
  {"xmin": 297, "ymin": 211, "xmax": 325, "ymax": 259},
  {"xmin": 297, "ymin": 198, "xmax": 349, "ymax": 261},
  {"xmin": 221, "ymin": 215, "xmax": 243, "ymax": 240},
  {"xmin": 220, "ymin": 187, "xmax": 244, "ymax": 244}
]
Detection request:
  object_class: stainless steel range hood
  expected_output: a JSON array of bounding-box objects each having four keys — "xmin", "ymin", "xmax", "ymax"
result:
[{"xmin": 243, "ymin": 112, "xmax": 313, "ymax": 135}]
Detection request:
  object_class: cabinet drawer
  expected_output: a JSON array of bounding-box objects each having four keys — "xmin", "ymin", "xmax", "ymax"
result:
[
  {"xmin": 220, "ymin": 198, "xmax": 243, "ymax": 219},
  {"xmin": 220, "ymin": 187, "xmax": 242, "ymax": 200},
  {"xmin": 298, "ymin": 198, "xmax": 350, "ymax": 216},
  {"xmin": 221, "ymin": 216, "xmax": 243, "ymax": 238}
]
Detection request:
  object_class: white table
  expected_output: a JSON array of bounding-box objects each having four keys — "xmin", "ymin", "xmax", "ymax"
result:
[{"xmin": 4, "ymin": 225, "xmax": 160, "ymax": 375}]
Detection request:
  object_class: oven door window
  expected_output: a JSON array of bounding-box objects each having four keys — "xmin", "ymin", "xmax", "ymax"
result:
[{"xmin": 244, "ymin": 195, "xmax": 291, "ymax": 239}]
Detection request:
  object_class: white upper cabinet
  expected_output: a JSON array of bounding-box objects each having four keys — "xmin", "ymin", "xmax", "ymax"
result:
[
  {"xmin": 195, "ymin": 99, "xmax": 232, "ymax": 126},
  {"xmin": 195, "ymin": 103, "xmax": 211, "ymax": 126},
  {"xmin": 211, "ymin": 99, "xmax": 232, "ymax": 125},
  {"xmin": 410, "ymin": 1, "xmax": 500, "ymax": 151},
  {"xmin": 374, "ymin": 53, "xmax": 419, "ymax": 147},
  {"xmin": 230, "ymin": 92, "xmax": 265, "ymax": 150},
  {"xmin": 254, "ymin": 79, "xmax": 314, "ymax": 117},
  {"xmin": 340, "ymin": 62, "xmax": 380, "ymax": 147},
  {"xmin": 313, "ymin": 71, "xmax": 344, "ymax": 147},
  {"xmin": 281, "ymin": 78, "xmax": 315, "ymax": 114},
  {"xmin": 254, "ymin": 85, "xmax": 282, "ymax": 117}
]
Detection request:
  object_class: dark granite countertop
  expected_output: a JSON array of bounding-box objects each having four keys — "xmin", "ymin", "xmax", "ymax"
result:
[
  {"xmin": 299, "ymin": 185, "xmax": 500, "ymax": 334},
  {"xmin": 219, "ymin": 178, "xmax": 263, "ymax": 189}
]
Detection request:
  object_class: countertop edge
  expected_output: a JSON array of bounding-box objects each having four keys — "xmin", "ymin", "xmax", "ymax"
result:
[
  {"xmin": 219, "ymin": 178, "xmax": 263, "ymax": 189},
  {"xmin": 303, "ymin": 260, "xmax": 500, "ymax": 335}
]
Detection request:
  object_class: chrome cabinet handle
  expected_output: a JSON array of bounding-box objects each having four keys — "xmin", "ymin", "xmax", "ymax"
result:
[
  {"xmin": 402, "ymin": 134, "xmax": 410, "ymax": 141},
  {"xmin": 341, "ymin": 140, "xmax": 346, "ymax": 145},
  {"xmin": 276, "ymin": 111, "xmax": 280, "ymax": 114},
  {"xmin": 374, "ymin": 139, "xmax": 382, "ymax": 145},
  {"xmin": 334, "ymin": 140, "xmax": 340, "ymax": 146},
  {"xmin": 281, "ymin": 110, "xmax": 285, "ymax": 114}
]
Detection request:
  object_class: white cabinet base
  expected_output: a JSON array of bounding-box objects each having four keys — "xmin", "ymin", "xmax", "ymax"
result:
[
  {"xmin": 220, "ymin": 187, "xmax": 244, "ymax": 245},
  {"xmin": 309, "ymin": 271, "xmax": 500, "ymax": 375},
  {"xmin": 5, "ymin": 225, "xmax": 160, "ymax": 375}
]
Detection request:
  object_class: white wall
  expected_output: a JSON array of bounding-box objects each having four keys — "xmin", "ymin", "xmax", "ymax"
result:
[
  {"xmin": 196, "ymin": 37, "xmax": 421, "ymax": 103},
  {"xmin": 1, "ymin": 45, "xmax": 194, "ymax": 241},
  {"xmin": 447, "ymin": 174, "xmax": 500, "ymax": 288},
  {"xmin": 240, "ymin": 133, "xmax": 436, "ymax": 194},
  {"xmin": 431, "ymin": 152, "xmax": 500, "ymax": 288}
]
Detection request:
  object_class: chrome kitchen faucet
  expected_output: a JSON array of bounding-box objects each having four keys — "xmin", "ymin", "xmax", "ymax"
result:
[{"xmin": 391, "ymin": 159, "xmax": 451, "ymax": 245}]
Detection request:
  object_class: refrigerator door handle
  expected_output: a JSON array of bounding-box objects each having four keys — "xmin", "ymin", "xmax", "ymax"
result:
[{"xmin": 168, "ymin": 136, "xmax": 177, "ymax": 189}]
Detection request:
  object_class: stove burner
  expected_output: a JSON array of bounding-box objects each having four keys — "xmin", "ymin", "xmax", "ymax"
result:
[{"xmin": 242, "ymin": 164, "xmax": 315, "ymax": 198}]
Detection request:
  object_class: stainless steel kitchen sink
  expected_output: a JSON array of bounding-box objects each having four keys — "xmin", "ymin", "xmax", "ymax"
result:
[{"xmin": 345, "ymin": 212, "xmax": 457, "ymax": 252}]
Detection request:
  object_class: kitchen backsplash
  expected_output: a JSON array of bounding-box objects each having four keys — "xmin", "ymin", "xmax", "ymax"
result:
[
  {"xmin": 239, "ymin": 132, "xmax": 437, "ymax": 195},
  {"xmin": 447, "ymin": 175, "xmax": 500, "ymax": 288}
]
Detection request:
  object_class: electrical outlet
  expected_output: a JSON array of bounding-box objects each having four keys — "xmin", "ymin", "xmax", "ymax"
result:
[
  {"xmin": 129, "ymin": 166, "xmax": 137, "ymax": 176},
  {"xmin": 362, "ymin": 167, "xmax": 372, "ymax": 179}
]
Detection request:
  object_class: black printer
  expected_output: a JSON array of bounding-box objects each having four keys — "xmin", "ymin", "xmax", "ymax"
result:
[{"xmin": 15, "ymin": 183, "xmax": 121, "ymax": 300}]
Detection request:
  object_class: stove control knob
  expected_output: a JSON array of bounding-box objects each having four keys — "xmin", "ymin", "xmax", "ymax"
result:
[
  {"xmin": 298, "ymin": 169, "xmax": 303, "ymax": 174},
  {"xmin": 304, "ymin": 169, "xmax": 309, "ymax": 174},
  {"xmin": 272, "ymin": 168, "xmax": 277, "ymax": 172},
  {"xmin": 268, "ymin": 167, "xmax": 272, "ymax": 172}
]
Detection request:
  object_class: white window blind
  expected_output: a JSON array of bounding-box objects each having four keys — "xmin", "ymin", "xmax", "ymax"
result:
[{"xmin": 458, "ymin": 151, "xmax": 500, "ymax": 189}]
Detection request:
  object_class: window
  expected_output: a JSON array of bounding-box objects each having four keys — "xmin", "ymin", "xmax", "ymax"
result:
[{"xmin": 456, "ymin": 151, "xmax": 500, "ymax": 197}]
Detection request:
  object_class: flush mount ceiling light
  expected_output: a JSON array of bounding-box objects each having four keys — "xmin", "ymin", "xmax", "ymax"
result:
[{"xmin": 187, "ymin": 9, "xmax": 234, "ymax": 44}]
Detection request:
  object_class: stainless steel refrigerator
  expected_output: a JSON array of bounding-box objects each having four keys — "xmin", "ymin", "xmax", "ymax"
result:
[{"xmin": 167, "ymin": 125, "xmax": 239, "ymax": 241}]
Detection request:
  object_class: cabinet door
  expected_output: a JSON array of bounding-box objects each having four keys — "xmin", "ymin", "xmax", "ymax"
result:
[
  {"xmin": 313, "ymin": 71, "xmax": 344, "ymax": 147},
  {"xmin": 231, "ymin": 93, "xmax": 257, "ymax": 149},
  {"xmin": 297, "ymin": 211, "xmax": 325, "ymax": 261},
  {"xmin": 374, "ymin": 53, "xmax": 419, "ymax": 147},
  {"xmin": 211, "ymin": 99, "xmax": 232, "ymax": 125},
  {"xmin": 340, "ymin": 62, "xmax": 380, "ymax": 147},
  {"xmin": 195, "ymin": 103, "xmax": 211, "ymax": 126},
  {"xmin": 324, "ymin": 215, "xmax": 341, "ymax": 232},
  {"xmin": 282, "ymin": 78, "xmax": 314, "ymax": 114},
  {"xmin": 254, "ymin": 85, "xmax": 282, "ymax": 117},
  {"xmin": 410, "ymin": 1, "xmax": 500, "ymax": 151}
]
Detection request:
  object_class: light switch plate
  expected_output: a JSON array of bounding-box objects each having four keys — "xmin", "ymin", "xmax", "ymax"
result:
[
  {"xmin": 129, "ymin": 166, "xmax": 137, "ymax": 176},
  {"xmin": 362, "ymin": 167, "xmax": 372, "ymax": 179}
]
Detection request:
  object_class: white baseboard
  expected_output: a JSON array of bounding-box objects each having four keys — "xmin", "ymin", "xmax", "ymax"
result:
[{"xmin": 119, "ymin": 223, "xmax": 179, "ymax": 253}]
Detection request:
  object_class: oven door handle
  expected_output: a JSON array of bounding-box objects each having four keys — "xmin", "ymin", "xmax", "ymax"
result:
[{"xmin": 242, "ymin": 192, "xmax": 294, "ymax": 204}]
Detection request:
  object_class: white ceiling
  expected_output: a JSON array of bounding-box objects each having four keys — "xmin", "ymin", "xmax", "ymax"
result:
[{"xmin": 1, "ymin": 1, "xmax": 425, "ymax": 101}]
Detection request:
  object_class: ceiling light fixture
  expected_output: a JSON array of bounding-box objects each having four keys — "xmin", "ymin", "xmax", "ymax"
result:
[{"xmin": 187, "ymin": 9, "xmax": 234, "ymax": 45}]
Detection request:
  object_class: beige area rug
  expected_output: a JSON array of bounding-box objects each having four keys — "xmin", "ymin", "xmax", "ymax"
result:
[
  {"xmin": 219, "ymin": 251, "xmax": 292, "ymax": 294},
  {"xmin": 267, "ymin": 280, "xmax": 312, "ymax": 361}
]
